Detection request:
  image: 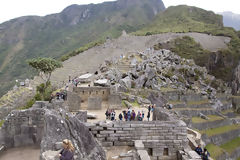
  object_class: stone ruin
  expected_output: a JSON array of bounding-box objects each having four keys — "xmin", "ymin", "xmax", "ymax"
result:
[
  {"xmin": 0, "ymin": 99, "xmax": 201, "ymax": 160},
  {"xmin": 67, "ymin": 86, "xmax": 122, "ymax": 111},
  {"xmin": 0, "ymin": 102, "xmax": 106, "ymax": 160}
]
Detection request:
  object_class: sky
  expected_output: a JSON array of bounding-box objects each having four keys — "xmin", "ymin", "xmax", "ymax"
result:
[{"xmin": 0, "ymin": 0, "xmax": 239, "ymax": 23}]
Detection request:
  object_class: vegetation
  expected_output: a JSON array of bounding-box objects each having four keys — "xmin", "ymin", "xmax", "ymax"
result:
[
  {"xmin": 192, "ymin": 115, "xmax": 224, "ymax": 123},
  {"xmin": 59, "ymin": 39, "xmax": 106, "ymax": 61},
  {"xmin": 205, "ymin": 143, "xmax": 224, "ymax": 160},
  {"xmin": 0, "ymin": 120, "xmax": 5, "ymax": 128},
  {"xmin": 0, "ymin": 0, "xmax": 165, "ymax": 97},
  {"xmin": 221, "ymin": 137, "xmax": 240, "ymax": 154},
  {"xmin": 27, "ymin": 58, "xmax": 62, "ymax": 85},
  {"xmin": 187, "ymin": 99, "xmax": 209, "ymax": 106},
  {"xmin": 135, "ymin": 5, "xmax": 240, "ymax": 83},
  {"xmin": 200, "ymin": 124, "xmax": 240, "ymax": 137},
  {"xmin": 18, "ymin": 98, "xmax": 36, "ymax": 110}
]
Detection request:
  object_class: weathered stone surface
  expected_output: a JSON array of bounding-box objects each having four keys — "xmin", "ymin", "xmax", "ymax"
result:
[
  {"xmin": 109, "ymin": 94, "xmax": 122, "ymax": 109},
  {"xmin": 67, "ymin": 91, "xmax": 81, "ymax": 111},
  {"xmin": 88, "ymin": 97, "xmax": 102, "ymax": 110},
  {"xmin": 0, "ymin": 103, "xmax": 106, "ymax": 160},
  {"xmin": 75, "ymin": 111, "xmax": 87, "ymax": 122}
]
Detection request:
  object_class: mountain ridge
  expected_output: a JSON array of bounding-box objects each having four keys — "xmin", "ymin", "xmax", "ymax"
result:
[{"xmin": 0, "ymin": 0, "xmax": 165, "ymax": 97}]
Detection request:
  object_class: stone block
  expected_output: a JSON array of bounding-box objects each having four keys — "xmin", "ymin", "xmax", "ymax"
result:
[
  {"xmin": 135, "ymin": 140, "xmax": 144, "ymax": 150},
  {"xmin": 137, "ymin": 150, "xmax": 151, "ymax": 160},
  {"xmin": 88, "ymin": 97, "xmax": 102, "ymax": 110},
  {"xmin": 67, "ymin": 91, "xmax": 81, "ymax": 111},
  {"xmin": 101, "ymin": 142, "xmax": 113, "ymax": 147},
  {"xmin": 108, "ymin": 94, "xmax": 122, "ymax": 109}
]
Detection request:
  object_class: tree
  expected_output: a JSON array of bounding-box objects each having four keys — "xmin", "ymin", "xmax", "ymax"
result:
[{"xmin": 27, "ymin": 57, "xmax": 63, "ymax": 85}]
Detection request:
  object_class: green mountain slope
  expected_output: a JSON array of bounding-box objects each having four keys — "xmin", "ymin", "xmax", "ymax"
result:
[
  {"xmin": 135, "ymin": 5, "xmax": 240, "ymax": 83},
  {"xmin": 0, "ymin": 0, "xmax": 165, "ymax": 96}
]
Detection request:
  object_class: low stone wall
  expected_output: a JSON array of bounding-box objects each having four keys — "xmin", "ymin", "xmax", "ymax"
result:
[
  {"xmin": 203, "ymin": 129, "xmax": 240, "ymax": 146},
  {"xmin": 0, "ymin": 108, "xmax": 45, "ymax": 148},
  {"xmin": 86, "ymin": 120, "xmax": 188, "ymax": 160},
  {"xmin": 191, "ymin": 119, "xmax": 232, "ymax": 130},
  {"xmin": 230, "ymin": 146, "xmax": 240, "ymax": 160},
  {"xmin": 177, "ymin": 109, "xmax": 217, "ymax": 117}
]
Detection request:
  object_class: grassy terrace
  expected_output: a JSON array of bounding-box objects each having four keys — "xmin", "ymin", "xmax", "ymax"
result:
[
  {"xmin": 187, "ymin": 99, "xmax": 209, "ymax": 106},
  {"xmin": 206, "ymin": 143, "xmax": 224, "ymax": 160},
  {"xmin": 0, "ymin": 120, "xmax": 5, "ymax": 128},
  {"xmin": 221, "ymin": 109, "xmax": 234, "ymax": 114},
  {"xmin": 192, "ymin": 115, "xmax": 224, "ymax": 123},
  {"xmin": 160, "ymin": 87, "xmax": 177, "ymax": 92},
  {"xmin": 200, "ymin": 124, "xmax": 240, "ymax": 137},
  {"xmin": 221, "ymin": 137, "xmax": 240, "ymax": 154}
]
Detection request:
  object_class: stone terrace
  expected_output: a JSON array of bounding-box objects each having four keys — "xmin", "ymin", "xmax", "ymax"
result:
[{"xmin": 86, "ymin": 120, "xmax": 188, "ymax": 160}]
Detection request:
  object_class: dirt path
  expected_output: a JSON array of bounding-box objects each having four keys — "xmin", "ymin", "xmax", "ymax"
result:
[
  {"xmin": 51, "ymin": 33, "xmax": 230, "ymax": 86},
  {"xmin": 0, "ymin": 146, "xmax": 40, "ymax": 160}
]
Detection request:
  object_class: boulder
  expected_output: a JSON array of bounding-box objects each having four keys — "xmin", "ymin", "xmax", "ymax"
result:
[{"xmin": 119, "ymin": 76, "xmax": 132, "ymax": 88}]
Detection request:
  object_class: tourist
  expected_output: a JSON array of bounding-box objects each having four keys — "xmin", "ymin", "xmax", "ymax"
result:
[
  {"xmin": 147, "ymin": 111, "xmax": 150, "ymax": 121},
  {"xmin": 119, "ymin": 113, "xmax": 123, "ymax": 121},
  {"xmin": 137, "ymin": 111, "xmax": 142, "ymax": 121},
  {"xmin": 142, "ymin": 111, "xmax": 144, "ymax": 120},
  {"xmin": 105, "ymin": 109, "xmax": 109, "ymax": 120},
  {"xmin": 195, "ymin": 145, "xmax": 202, "ymax": 155},
  {"xmin": 111, "ymin": 110, "xmax": 115, "ymax": 121},
  {"xmin": 131, "ymin": 110, "xmax": 136, "ymax": 121},
  {"xmin": 148, "ymin": 105, "xmax": 151, "ymax": 112},
  {"xmin": 127, "ymin": 110, "xmax": 131, "ymax": 121},
  {"xmin": 202, "ymin": 148, "xmax": 210, "ymax": 160},
  {"xmin": 123, "ymin": 110, "xmax": 127, "ymax": 121},
  {"xmin": 59, "ymin": 139, "xmax": 74, "ymax": 160},
  {"xmin": 152, "ymin": 104, "xmax": 155, "ymax": 112}
]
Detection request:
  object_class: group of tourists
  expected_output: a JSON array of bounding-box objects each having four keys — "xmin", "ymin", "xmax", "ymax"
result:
[
  {"xmin": 105, "ymin": 104, "xmax": 156, "ymax": 122},
  {"xmin": 195, "ymin": 145, "xmax": 211, "ymax": 160},
  {"xmin": 105, "ymin": 109, "xmax": 116, "ymax": 121}
]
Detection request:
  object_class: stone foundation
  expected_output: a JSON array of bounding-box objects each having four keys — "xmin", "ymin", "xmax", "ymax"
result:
[{"xmin": 87, "ymin": 120, "xmax": 188, "ymax": 160}]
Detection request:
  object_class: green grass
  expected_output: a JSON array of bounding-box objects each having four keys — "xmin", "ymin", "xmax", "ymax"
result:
[
  {"xmin": 205, "ymin": 143, "xmax": 224, "ymax": 160},
  {"xmin": 221, "ymin": 109, "xmax": 234, "ymax": 114},
  {"xmin": 187, "ymin": 99, "xmax": 209, "ymax": 106},
  {"xmin": 160, "ymin": 87, "xmax": 177, "ymax": 92},
  {"xmin": 200, "ymin": 124, "xmax": 240, "ymax": 137},
  {"xmin": 130, "ymin": 100, "xmax": 140, "ymax": 107},
  {"xmin": 17, "ymin": 98, "xmax": 36, "ymax": 110},
  {"xmin": 0, "ymin": 120, "xmax": 5, "ymax": 128},
  {"xmin": 237, "ymin": 157, "xmax": 240, "ymax": 160},
  {"xmin": 192, "ymin": 115, "xmax": 224, "ymax": 123},
  {"xmin": 221, "ymin": 137, "xmax": 240, "ymax": 154},
  {"xmin": 169, "ymin": 101, "xmax": 184, "ymax": 105}
]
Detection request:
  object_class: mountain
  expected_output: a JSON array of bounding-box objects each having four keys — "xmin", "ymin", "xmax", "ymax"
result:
[
  {"xmin": 134, "ymin": 5, "xmax": 224, "ymax": 35},
  {"xmin": 0, "ymin": 0, "xmax": 165, "ymax": 97},
  {"xmin": 134, "ymin": 5, "xmax": 240, "ymax": 83},
  {"xmin": 220, "ymin": 11, "xmax": 240, "ymax": 31}
]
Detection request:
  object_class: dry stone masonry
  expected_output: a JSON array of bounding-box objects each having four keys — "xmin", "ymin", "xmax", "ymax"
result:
[{"xmin": 87, "ymin": 120, "xmax": 188, "ymax": 160}]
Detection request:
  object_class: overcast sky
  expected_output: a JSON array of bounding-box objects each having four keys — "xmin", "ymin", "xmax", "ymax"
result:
[{"xmin": 0, "ymin": 0, "xmax": 239, "ymax": 23}]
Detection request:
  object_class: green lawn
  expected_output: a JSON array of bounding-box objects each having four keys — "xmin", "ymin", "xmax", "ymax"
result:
[
  {"xmin": 187, "ymin": 99, "xmax": 209, "ymax": 106},
  {"xmin": 205, "ymin": 143, "xmax": 224, "ymax": 160},
  {"xmin": 192, "ymin": 115, "xmax": 224, "ymax": 123},
  {"xmin": 200, "ymin": 124, "xmax": 240, "ymax": 137},
  {"xmin": 0, "ymin": 120, "xmax": 5, "ymax": 128},
  {"xmin": 237, "ymin": 157, "xmax": 240, "ymax": 160},
  {"xmin": 221, "ymin": 137, "xmax": 240, "ymax": 154}
]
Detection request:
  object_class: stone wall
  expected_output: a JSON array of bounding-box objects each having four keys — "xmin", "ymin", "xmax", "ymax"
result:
[
  {"xmin": 202, "ymin": 129, "xmax": 240, "ymax": 146},
  {"xmin": 108, "ymin": 94, "xmax": 122, "ymax": 109},
  {"xmin": 88, "ymin": 97, "xmax": 102, "ymax": 110},
  {"xmin": 67, "ymin": 91, "xmax": 81, "ymax": 111},
  {"xmin": 73, "ymin": 87, "xmax": 110, "ymax": 101},
  {"xmin": 86, "ymin": 120, "xmax": 188, "ymax": 160},
  {"xmin": 0, "ymin": 108, "xmax": 45, "ymax": 148},
  {"xmin": 191, "ymin": 119, "xmax": 232, "ymax": 130}
]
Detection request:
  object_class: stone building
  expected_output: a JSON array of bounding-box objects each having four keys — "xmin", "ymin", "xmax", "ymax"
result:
[{"xmin": 67, "ymin": 86, "xmax": 122, "ymax": 111}]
